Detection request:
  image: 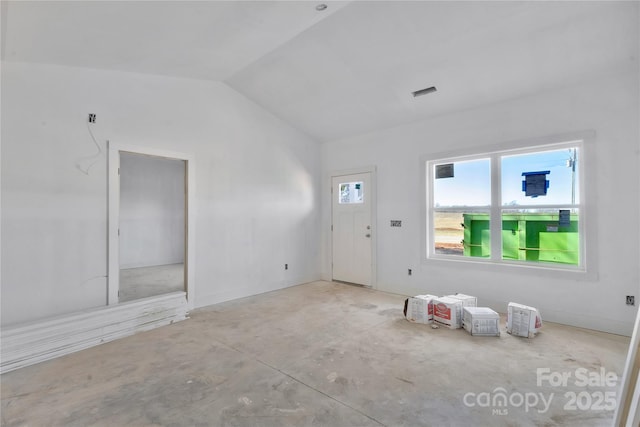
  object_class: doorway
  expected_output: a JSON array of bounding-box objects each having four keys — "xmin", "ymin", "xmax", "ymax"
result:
[
  {"xmin": 108, "ymin": 143, "xmax": 195, "ymax": 308},
  {"xmin": 331, "ymin": 170, "xmax": 375, "ymax": 286},
  {"xmin": 118, "ymin": 152, "xmax": 185, "ymax": 302}
]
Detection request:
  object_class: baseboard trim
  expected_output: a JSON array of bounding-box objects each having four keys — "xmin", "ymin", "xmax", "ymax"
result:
[{"xmin": 1, "ymin": 292, "xmax": 188, "ymax": 374}]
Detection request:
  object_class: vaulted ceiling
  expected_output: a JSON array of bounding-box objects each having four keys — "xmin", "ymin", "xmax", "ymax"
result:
[{"xmin": 2, "ymin": 1, "xmax": 638, "ymax": 142}]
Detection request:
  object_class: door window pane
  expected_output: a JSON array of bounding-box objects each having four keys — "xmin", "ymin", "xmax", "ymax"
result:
[{"xmin": 339, "ymin": 182, "xmax": 363, "ymax": 204}]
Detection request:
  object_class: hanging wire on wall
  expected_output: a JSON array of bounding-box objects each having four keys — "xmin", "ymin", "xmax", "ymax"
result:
[{"xmin": 76, "ymin": 115, "xmax": 104, "ymax": 175}]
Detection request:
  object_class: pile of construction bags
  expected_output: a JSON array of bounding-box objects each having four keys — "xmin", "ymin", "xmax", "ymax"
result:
[{"xmin": 403, "ymin": 294, "xmax": 542, "ymax": 338}]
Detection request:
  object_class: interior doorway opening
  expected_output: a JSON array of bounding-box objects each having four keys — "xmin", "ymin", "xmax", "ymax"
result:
[
  {"xmin": 108, "ymin": 143, "xmax": 195, "ymax": 308},
  {"xmin": 118, "ymin": 152, "xmax": 186, "ymax": 302}
]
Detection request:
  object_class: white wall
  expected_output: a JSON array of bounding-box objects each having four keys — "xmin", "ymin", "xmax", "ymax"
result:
[
  {"xmin": 1, "ymin": 61, "xmax": 322, "ymax": 326},
  {"xmin": 119, "ymin": 153, "xmax": 185, "ymax": 269},
  {"xmin": 322, "ymin": 70, "xmax": 640, "ymax": 336}
]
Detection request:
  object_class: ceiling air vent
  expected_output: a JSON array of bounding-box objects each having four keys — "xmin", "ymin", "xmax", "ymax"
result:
[{"xmin": 412, "ymin": 86, "xmax": 437, "ymax": 97}]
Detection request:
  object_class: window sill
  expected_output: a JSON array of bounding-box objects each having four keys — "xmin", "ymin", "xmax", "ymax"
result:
[{"xmin": 423, "ymin": 255, "xmax": 597, "ymax": 281}]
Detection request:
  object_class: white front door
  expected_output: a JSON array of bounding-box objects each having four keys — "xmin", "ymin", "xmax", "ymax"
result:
[{"xmin": 332, "ymin": 172, "xmax": 372, "ymax": 285}]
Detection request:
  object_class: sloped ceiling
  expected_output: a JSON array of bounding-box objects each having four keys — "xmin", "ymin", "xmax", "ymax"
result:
[
  {"xmin": 3, "ymin": 1, "xmax": 638, "ymax": 143},
  {"xmin": 1, "ymin": 1, "xmax": 349, "ymax": 81}
]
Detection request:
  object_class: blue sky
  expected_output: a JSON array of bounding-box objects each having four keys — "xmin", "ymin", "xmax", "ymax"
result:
[{"xmin": 433, "ymin": 148, "xmax": 579, "ymax": 207}]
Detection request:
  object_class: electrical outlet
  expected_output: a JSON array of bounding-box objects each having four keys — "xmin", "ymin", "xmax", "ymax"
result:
[
  {"xmin": 626, "ymin": 295, "xmax": 635, "ymax": 306},
  {"xmin": 408, "ymin": 269, "xmax": 412, "ymax": 276},
  {"xmin": 88, "ymin": 113, "xmax": 96, "ymax": 123},
  {"xmin": 285, "ymin": 264, "xmax": 288, "ymax": 270}
]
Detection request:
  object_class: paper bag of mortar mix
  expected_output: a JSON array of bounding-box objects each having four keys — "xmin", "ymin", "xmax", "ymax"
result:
[
  {"xmin": 506, "ymin": 302, "xmax": 542, "ymax": 338},
  {"xmin": 446, "ymin": 293, "xmax": 477, "ymax": 308},
  {"xmin": 463, "ymin": 307, "xmax": 500, "ymax": 337},
  {"xmin": 433, "ymin": 296, "xmax": 464, "ymax": 329},
  {"xmin": 403, "ymin": 295, "xmax": 438, "ymax": 324}
]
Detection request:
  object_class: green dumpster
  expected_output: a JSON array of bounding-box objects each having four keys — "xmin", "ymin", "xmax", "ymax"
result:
[{"xmin": 463, "ymin": 213, "xmax": 579, "ymax": 265}]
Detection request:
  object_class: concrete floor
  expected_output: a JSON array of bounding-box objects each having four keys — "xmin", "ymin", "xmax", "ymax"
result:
[
  {"xmin": 0, "ymin": 281, "xmax": 630, "ymax": 426},
  {"xmin": 119, "ymin": 263, "xmax": 184, "ymax": 302}
]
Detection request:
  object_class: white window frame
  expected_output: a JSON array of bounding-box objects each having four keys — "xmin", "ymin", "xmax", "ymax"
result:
[{"xmin": 422, "ymin": 131, "xmax": 597, "ymax": 279}]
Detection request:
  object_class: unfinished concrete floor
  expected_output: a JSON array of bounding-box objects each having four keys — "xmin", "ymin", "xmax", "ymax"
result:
[{"xmin": 1, "ymin": 281, "xmax": 630, "ymax": 426}]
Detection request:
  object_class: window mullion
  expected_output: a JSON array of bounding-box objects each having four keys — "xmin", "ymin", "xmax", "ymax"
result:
[{"xmin": 490, "ymin": 154, "xmax": 502, "ymax": 261}]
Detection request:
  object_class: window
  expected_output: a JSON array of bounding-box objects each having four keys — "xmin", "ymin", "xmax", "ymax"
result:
[
  {"xmin": 339, "ymin": 181, "xmax": 364, "ymax": 204},
  {"xmin": 432, "ymin": 158, "xmax": 491, "ymax": 256},
  {"xmin": 427, "ymin": 140, "xmax": 584, "ymax": 270}
]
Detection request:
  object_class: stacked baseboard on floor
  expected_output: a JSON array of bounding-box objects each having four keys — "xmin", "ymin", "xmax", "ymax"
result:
[{"xmin": 0, "ymin": 292, "xmax": 188, "ymax": 374}]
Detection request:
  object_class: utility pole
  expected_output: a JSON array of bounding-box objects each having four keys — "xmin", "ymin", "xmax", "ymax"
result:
[{"xmin": 568, "ymin": 148, "xmax": 577, "ymax": 206}]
